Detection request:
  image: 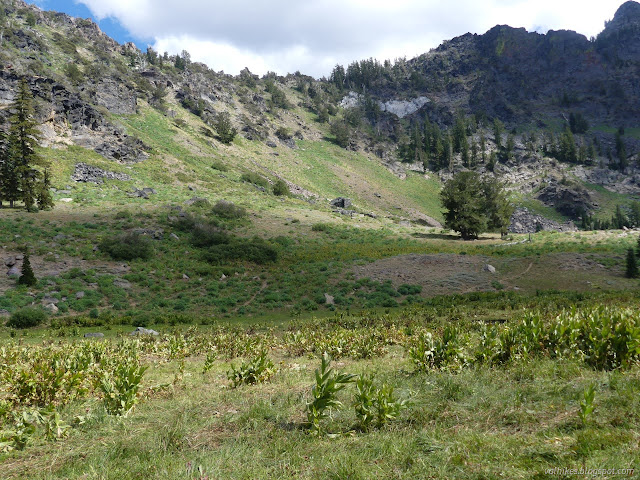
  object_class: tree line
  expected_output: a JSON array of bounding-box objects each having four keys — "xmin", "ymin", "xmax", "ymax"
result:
[{"xmin": 0, "ymin": 78, "xmax": 53, "ymax": 211}]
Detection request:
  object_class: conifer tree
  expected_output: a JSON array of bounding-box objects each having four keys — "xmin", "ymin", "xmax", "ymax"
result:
[
  {"xmin": 37, "ymin": 168, "xmax": 53, "ymax": 210},
  {"xmin": 625, "ymin": 248, "xmax": 639, "ymax": 279},
  {"xmin": 636, "ymin": 235, "xmax": 640, "ymax": 258},
  {"xmin": 0, "ymin": 132, "xmax": 20, "ymax": 207},
  {"xmin": 440, "ymin": 171, "xmax": 513, "ymax": 240},
  {"xmin": 615, "ymin": 131, "xmax": 627, "ymax": 170},
  {"xmin": 0, "ymin": 129, "xmax": 7, "ymax": 207},
  {"xmin": 493, "ymin": 119, "xmax": 503, "ymax": 151},
  {"xmin": 8, "ymin": 78, "xmax": 51, "ymax": 211},
  {"xmin": 18, "ymin": 253, "xmax": 37, "ymax": 287}
]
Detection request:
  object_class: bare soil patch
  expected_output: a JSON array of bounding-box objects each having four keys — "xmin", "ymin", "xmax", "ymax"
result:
[{"xmin": 352, "ymin": 252, "xmax": 624, "ymax": 296}]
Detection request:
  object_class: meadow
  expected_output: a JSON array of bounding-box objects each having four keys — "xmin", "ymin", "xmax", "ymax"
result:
[{"xmin": 1, "ymin": 293, "xmax": 639, "ymax": 479}]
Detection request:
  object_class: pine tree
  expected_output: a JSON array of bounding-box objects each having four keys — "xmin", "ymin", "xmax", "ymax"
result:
[
  {"xmin": 0, "ymin": 139, "xmax": 20, "ymax": 208},
  {"xmin": 440, "ymin": 171, "xmax": 513, "ymax": 240},
  {"xmin": 18, "ymin": 253, "xmax": 37, "ymax": 287},
  {"xmin": 615, "ymin": 131, "xmax": 627, "ymax": 170},
  {"xmin": 0, "ymin": 129, "xmax": 7, "ymax": 207},
  {"xmin": 36, "ymin": 168, "xmax": 53, "ymax": 210},
  {"xmin": 493, "ymin": 119, "xmax": 503, "ymax": 151},
  {"xmin": 461, "ymin": 138, "xmax": 470, "ymax": 167},
  {"xmin": 470, "ymin": 140, "xmax": 478, "ymax": 167},
  {"xmin": 8, "ymin": 78, "xmax": 51, "ymax": 211},
  {"xmin": 636, "ymin": 235, "xmax": 640, "ymax": 257},
  {"xmin": 625, "ymin": 248, "xmax": 639, "ymax": 279},
  {"xmin": 214, "ymin": 112, "xmax": 238, "ymax": 145}
]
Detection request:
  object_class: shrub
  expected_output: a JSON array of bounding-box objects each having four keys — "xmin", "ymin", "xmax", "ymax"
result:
[
  {"xmin": 191, "ymin": 223, "xmax": 230, "ymax": 248},
  {"xmin": 272, "ymin": 179, "xmax": 290, "ymax": 196},
  {"xmin": 206, "ymin": 237, "xmax": 278, "ymax": 265},
  {"xmin": 210, "ymin": 160, "xmax": 228, "ymax": 172},
  {"xmin": 397, "ymin": 284, "xmax": 422, "ymax": 295},
  {"xmin": 211, "ymin": 200, "xmax": 247, "ymax": 219},
  {"xmin": 99, "ymin": 233, "xmax": 153, "ymax": 261},
  {"xmin": 7, "ymin": 308, "xmax": 47, "ymax": 329},
  {"xmin": 240, "ymin": 172, "xmax": 269, "ymax": 189},
  {"xmin": 312, "ymin": 223, "xmax": 330, "ymax": 232},
  {"xmin": 275, "ymin": 126, "xmax": 292, "ymax": 140}
]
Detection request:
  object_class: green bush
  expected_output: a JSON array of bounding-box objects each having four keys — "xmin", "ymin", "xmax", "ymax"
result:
[
  {"xmin": 312, "ymin": 223, "xmax": 330, "ymax": 232},
  {"xmin": 398, "ymin": 284, "xmax": 422, "ymax": 295},
  {"xmin": 272, "ymin": 180, "xmax": 290, "ymax": 196},
  {"xmin": 191, "ymin": 223, "xmax": 230, "ymax": 248},
  {"xmin": 99, "ymin": 233, "xmax": 153, "ymax": 261},
  {"xmin": 7, "ymin": 308, "xmax": 48, "ymax": 329},
  {"xmin": 211, "ymin": 161, "xmax": 228, "ymax": 172},
  {"xmin": 275, "ymin": 126, "xmax": 292, "ymax": 140},
  {"xmin": 211, "ymin": 200, "xmax": 247, "ymax": 219},
  {"xmin": 240, "ymin": 172, "xmax": 269, "ymax": 189},
  {"xmin": 205, "ymin": 237, "xmax": 278, "ymax": 265}
]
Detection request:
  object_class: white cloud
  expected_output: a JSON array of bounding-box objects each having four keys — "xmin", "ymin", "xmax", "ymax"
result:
[{"xmin": 74, "ymin": 0, "xmax": 626, "ymax": 77}]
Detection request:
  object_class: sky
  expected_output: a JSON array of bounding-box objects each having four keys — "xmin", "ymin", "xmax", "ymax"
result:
[{"xmin": 27, "ymin": 0, "xmax": 627, "ymax": 78}]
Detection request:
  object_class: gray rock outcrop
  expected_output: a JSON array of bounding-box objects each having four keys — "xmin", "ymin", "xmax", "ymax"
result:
[
  {"xmin": 330, "ymin": 197, "xmax": 352, "ymax": 209},
  {"xmin": 129, "ymin": 188, "xmax": 157, "ymax": 199},
  {"xmin": 72, "ymin": 163, "xmax": 131, "ymax": 183},
  {"xmin": 130, "ymin": 327, "xmax": 159, "ymax": 336},
  {"xmin": 508, "ymin": 208, "xmax": 577, "ymax": 234}
]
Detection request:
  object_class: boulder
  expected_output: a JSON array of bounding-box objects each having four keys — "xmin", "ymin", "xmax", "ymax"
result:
[
  {"xmin": 130, "ymin": 327, "xmax": 159, "ymax": 336},
  {"xmin": 129, "ymin": 188, "xmax": 157, "ymax": 199},
  {"xmin": 113, "ymin": 279, "xmax": 132, "ymax": 289},
  {"xmin": 75, "ymin": 291, "xmax": 85, "ymax": 299},
  {"xmin": 330, "ymin": 197, "xmax": 352, "ymax": 209},
  {"xmin": 324, "ymin": 293, "xmax": 335, "ymax": 305},
  {"xmin": 42, "ymin": 296, "xmax": 60, "ymax": 305},
  {"xmin": 7, "ymin": 266, "xmax": 20, "ymax": 277},
  {"xmin": 484, "ymin": 264, "xmax": 497, "ymax": 274},
  {"xmin": 44, "ymin": 303, "xmax": 59, "ymax": 314},
  {"xmin": 84, "ymin": 332, "xmax": 105, "ymax": 338}
]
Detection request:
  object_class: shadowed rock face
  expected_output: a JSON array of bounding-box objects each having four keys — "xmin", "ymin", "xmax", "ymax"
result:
[
  {"xmin": 367, "ymin": 1, "xmax": 640, "ymax": 129},
  {"xmin": 0, "ymin": 71, "xmax": 148, "ymax": 162}
]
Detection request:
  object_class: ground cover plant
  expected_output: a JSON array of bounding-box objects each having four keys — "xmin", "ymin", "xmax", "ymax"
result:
[{"xmin": 1, "ymin": 293, "xmax": 639, "ymax": 479}]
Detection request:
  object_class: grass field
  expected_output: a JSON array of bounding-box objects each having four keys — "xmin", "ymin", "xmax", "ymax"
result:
[{"xmin": 1, "ymin": 294, "xmax": 639, "ymax": 479}]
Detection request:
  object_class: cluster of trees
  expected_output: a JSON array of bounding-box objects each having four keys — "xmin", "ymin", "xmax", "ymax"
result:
[
  {"xmin": 541, "ymin": 128, "xmax": 598, "ymax": 165},
  {"xmin": 329, "ymin": 57, "xmax": 414, "ymax": 93},
  {"xmin": 0, "ymin": 78, "xmax": 53, "ymax": 211},
  {"xmin": 581, "ymin": 203, "xmax": 640, "ymax": 231},
  {"xmin": 440, "ymin": 171, "xmax": 513, "ymax": 240},
  {"xmin": 400, "ymin": 115, "xmax": 496, "ymax": 172}
]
